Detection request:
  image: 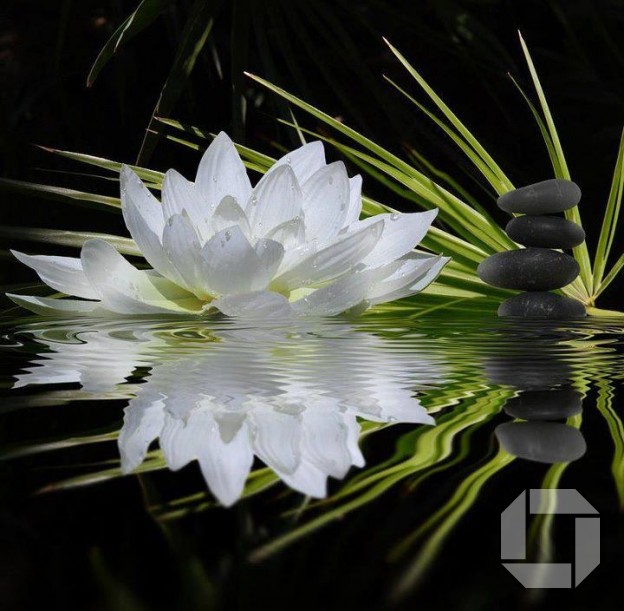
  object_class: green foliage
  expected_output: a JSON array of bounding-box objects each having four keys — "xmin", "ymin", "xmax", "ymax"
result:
[{"xmin": 2, "ymin": 10, "xmax": 623, "ymax": 313}]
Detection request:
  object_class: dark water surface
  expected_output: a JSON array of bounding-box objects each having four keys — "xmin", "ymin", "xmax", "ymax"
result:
[{"xmin": 1, "ymin": 309, "xmax": 623, "ymax": 610}]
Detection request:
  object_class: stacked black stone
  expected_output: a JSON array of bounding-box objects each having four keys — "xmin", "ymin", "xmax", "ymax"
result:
[{"xmin": 477, "ymin": 179, "xmax": 586, "ymax": 318}]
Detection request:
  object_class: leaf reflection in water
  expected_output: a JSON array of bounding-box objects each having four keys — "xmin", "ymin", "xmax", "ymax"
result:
[{"xmin": 12, "ymin": 318, "xmax": 442, "ymax": 505}]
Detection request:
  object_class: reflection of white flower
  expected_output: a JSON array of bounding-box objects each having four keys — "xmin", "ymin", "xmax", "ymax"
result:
[
  {"xmin": 13, "ymin": 320, "xmax": 440, "ymax": 505},
  {"xmin": 9, "ymin": 133, "xmax": 447, "ymax": 318}
]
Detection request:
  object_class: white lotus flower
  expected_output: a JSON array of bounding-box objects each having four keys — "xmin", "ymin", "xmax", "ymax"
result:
[
  {"xmin": 13, "ymin": 319, "xmax": 442, "ymax": 505},
  {"xmin": 8, "ymin": 133, "xmax": 448, "ymax": 317}
]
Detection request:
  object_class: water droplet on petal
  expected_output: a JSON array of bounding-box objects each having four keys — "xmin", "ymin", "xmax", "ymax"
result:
[
  {"xmin": 212, "ymin": 176, "xmax": 218, "ymax": 183},
  {"xmin": 390, "ymin": 213, "xmax": 400, "ymax": 221},
  {"xmin": 224, "ymin": 230, "xmax": 232, "ymax": 241}
]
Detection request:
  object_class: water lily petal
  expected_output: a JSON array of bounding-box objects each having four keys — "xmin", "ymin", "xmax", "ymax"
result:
[
  {"xmin": 250, "ymin": 410, "xmax": 302, "ymax": 474},
  {"xmin": 360, "ymin": 209, "xmax": 438, "ymax": 268},
  {"xmin": 119, "ymin": 396, "xmax": 166, "ymax": 473},
  {"xmin": 201, "ymin": 226, "xmax": 264, "ymax": 295},
  {"xmin": 344, "ymin": 416, "xmax": 365, "ymax": 467},
  {"xmin": 160, "ymin": 414, "xmax": 199, "ymax": 471},
  {"xmin": 291, "ymin": 270, "xmax": 375, "ymax": 316},
  {"xmin": 214, "ymin": 411, "xmax": 246, "ymax": 443},
  {"xmin": 211, "ymin": 195, "xmax": 251, "ymax": 238},
  {"xmin": 264, "ymin": 216, "xmax": 306, "ymax": 250},
  {"xmin": 7, "ymin": 293, "xmax": 102, "ymax": 316},
  {"xmin": 247, "ymin": 165, "xmax": 303, "ymax": 238},
  {"xmin": 279, "ymin": 460, "xmax": 328, "ymax": 498},
  {"xmin": 14, "ymin": 330, "xmax": 143, "ymax": 391},
  {"xmin": 10, "ymin": 251, "xmax": 100, "ymax": 299},
  {"xmin": 301, "ymin": 410, "xmax": 354, "ymax": 479},
  {"xmin": 276, "ymin": 218, "xmax": 383, "ymax": 289},
  {"xmin": 161, "ymin": 169, "xmax": 210, "ymax": 238},
  {"xmin": 255, "ymin": 239, "xmax": 284, "ymax": 279},
  {"xmin": 197, "ymin": 415, "xmax": 254, "ymax": 507},
  {"xmin": 211, "ymin": 291, "xmax": 293, "ymax": 318},
  {"xmin": 13, "ymin": 367, "xmax": 78, "ymax": 389},
  {"xmin": 301, "ymin": 161, "xmax": 350, "ymax": 243},
  {"xmin": 162, "ymin": 213, "xmax": 209, "ymax": 298},
  {"xmin": 378, "ymin": 396, "xmax": 434, "ymax": 425},
  {"xmin": 120, "ymin": 166, "xmax": 182, "ymax": 282},
  {"xmin": 196, "ymin": 132, "xmax": 252, "ymax": 213},
  {"xmin": 120, "ymin": 165, "xmax": 164, "ymax": 235},
  {"xmin": 272, "ymin": 141, "xmax": 326, "ymax": 184},
  {"xmin": 366, "ymin": 254, "xmax": 443, "ymax": 302},
  {"xmin": 345, "ymin": 174, "xmax": 363, "ymax": 226},
  {"xmin": 408, "ymin": 256, "xmax": 450, "ymax": 291},
  {"xmin": 81, "ymin": 239, "xmax": 202, "ymax": 314},
  {"xmin": 369, "ymin": 255, "xmax": 450, "ymax": 304}
]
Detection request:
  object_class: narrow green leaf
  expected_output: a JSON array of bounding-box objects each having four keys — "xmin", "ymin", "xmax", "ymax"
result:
[
  {"xmin": 137, "ymin": 0, "xmax": 218, "ymax": 164},
  {"xmin": 156, "ymin": 117, "xmax": 278, "ymax": 170},
  {"xmin": 508, "ymin": 74, "xmax": 560, "ymax": 176},
  {"xmin": 595, "ymin": 378, "xmax": 624, "ymax": 508},
  {"xmin": 595, "ymin": 251, "xmax": 624, "ymax": 299},
  {"xmin": 593, "ymin": 128, "xmax": 624, "ymax": 291},
  {"xmin": 383, "ymin": 74, "xmax": 509, "ymax": 196},
  {"xmin": 244, "ymin": 71, "xmax": 434, "ymax": 181},
  {"xmin": 518, "ymin": 32, "xmax": 593, "ymax": 297},
  {"xmin": 288, "ymin": 107, "xmax": 307, "ymax": 146},
  {"xmin": 38, "ymin": 146, "xmax": 164, "ymax": 185},
  {"xmin": 0, "ymin": 178, "xmax": 120, "ymax": 212},
  {"xmin": 383, "ymin": 38, "xmax": 513, "ymax": 194},
  {"xmin": 87, "ymin": 0, "xmax": 174, "ymax": 87},
  {"xmin": 155, "ymin": 116, "xmax": 211, "ymax": 140},
  {"xmin": 0, "ymin": 226, "xmax": 140, "ymax": 256},
  {"xmin": 518, "ymin": 33, "xmax": 570, "ymax": 179},
  {"xmin": 404, "ymin": 145, "xmax": 492, "ymax": 217},
  {"xmin": 508, "ymin": 75, "xmax": 588, "ymax": 299}
]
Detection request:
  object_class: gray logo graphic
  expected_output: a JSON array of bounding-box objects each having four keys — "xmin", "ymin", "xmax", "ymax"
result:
[{"xmin": 501, "ymin": 489, "xmax": 599, "ymax": 588}]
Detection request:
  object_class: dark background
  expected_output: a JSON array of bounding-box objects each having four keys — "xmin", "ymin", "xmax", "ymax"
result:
[
  {"xmin": 1, "ymin": 4, "xmax": 624, "ymax": 608},
  {"xmin": 1, "ymin": 0, "xmax": 624, "ymax": 306}
]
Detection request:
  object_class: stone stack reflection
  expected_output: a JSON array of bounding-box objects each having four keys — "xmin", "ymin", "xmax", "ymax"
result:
[{"xmin": 487, "ymin": 328, "xmax": 586, "ymax": 463}]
